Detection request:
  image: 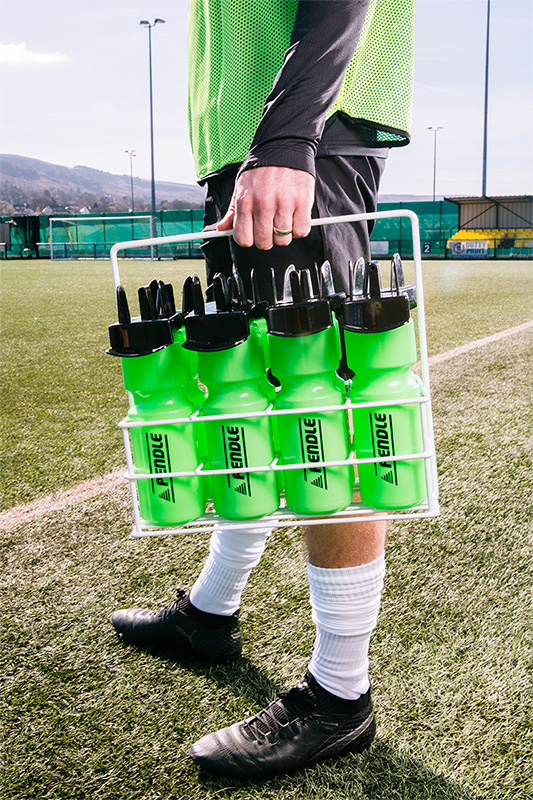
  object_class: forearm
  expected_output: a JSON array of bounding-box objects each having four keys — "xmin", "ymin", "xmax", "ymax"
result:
[{"xmin": 239, "ymin": 0, "xmax": 371, "ymax": 177}]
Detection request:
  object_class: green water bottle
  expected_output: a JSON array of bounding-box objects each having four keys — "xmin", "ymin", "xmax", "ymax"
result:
[
  {"xmin": 267, "ymin": 266, "xmax": 354, "ymax": 516},
  {"xmin": 182, "ymin": 274, "xmax": 279, "ymax": 521},
  {"xmin": 107, "ymin": 281, "xmax": 204, "ymax": 526},
  {"xmin": 343, "ymin": 256, "xmax": 426, "ymax": 510}
]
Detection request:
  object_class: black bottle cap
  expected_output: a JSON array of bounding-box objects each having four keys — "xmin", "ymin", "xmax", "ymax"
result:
[
  {"xmin": 107, "ymin": 284, "xmax": 173, "ymax": 357},
  {"xmin": 343, "ymin": 260, "xmax": 411, "ymax": 332},
  {"xmin": 182, "ymin": 273, "xmax": 250, "ymax": 351},
  {"xmin": 266, "ymin": 266, "xmax": 333, "ymax": 337}
]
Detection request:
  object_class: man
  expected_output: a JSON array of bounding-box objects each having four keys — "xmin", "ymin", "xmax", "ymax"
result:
[{"xmin": 111, "ymin": 0, "xmax": 415, "ymax": 779}]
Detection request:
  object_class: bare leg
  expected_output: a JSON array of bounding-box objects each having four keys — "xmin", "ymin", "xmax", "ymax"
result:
[{"xmin": 305, "ymin": 519, "xmax": 387, "ymax": 568}]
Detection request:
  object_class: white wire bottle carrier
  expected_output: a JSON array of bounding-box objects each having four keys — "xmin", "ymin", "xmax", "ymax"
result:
[{"xmin": 110, "ymin": 210, "xmax": 439, "ymax": 537}]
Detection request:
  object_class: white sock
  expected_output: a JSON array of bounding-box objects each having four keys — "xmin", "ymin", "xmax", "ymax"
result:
[
  {"xmin": 307, "ymin": 553, "xmax": 386, "ymax": 700},
  {"xmin": 189, "ymin": 526, "xmax": 272, "ymax": 616}
]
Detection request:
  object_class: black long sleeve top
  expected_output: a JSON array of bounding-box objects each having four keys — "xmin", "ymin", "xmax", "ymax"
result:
[{"xmin": 234, "ymin": 0, "xmax": 389, "ymax": 182}]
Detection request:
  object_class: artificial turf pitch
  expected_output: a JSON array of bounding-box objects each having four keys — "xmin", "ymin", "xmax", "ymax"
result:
[{"xmin": 1, "ymin": 258, "xmax": 532, "ymax": 799}]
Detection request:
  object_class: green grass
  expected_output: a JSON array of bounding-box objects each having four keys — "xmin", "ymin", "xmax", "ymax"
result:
[
  {"xmin": 1, "ymin": 258, "xmax": 532, "ymax": 799},
  {"xmin": 0, "ymin": 259, "xmax": 199, "ymax": 509},
  {"xmin": 1, "ymin": 258, "xmax": 531, "ymax": 509}
]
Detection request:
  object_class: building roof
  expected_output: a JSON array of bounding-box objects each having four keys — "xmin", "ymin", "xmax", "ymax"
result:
[{"xmin": 445, "ymin": 195, "xmax": 533, "ymax": 205}]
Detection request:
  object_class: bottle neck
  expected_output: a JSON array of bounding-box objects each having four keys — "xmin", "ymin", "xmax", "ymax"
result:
[
  {"xmin": 196, "ymin": 330, "xmax": 266, "ymax": 386},
  {"xmin": 343, "ymin": 319, "xmax": 417, "ymax": 372},
  {"xmin": 268, "ymin": 325, "xmax": 341, "ymax": 377},
  {"xmin": 121, "ymin": 341, "xmax": 189, "ymax": 394}
]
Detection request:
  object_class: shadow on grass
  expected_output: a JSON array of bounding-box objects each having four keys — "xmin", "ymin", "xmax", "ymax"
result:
[
  {"xmin": 114, "ymin": 638, "xmax": 478, "ymax": 798},
  {"xmin": 113, "ymin": 637, "xmax": 279, "ymax": 705},
  {"xmin": 196, "ymin": 739, "xmax": 477, "ymax": 799}
]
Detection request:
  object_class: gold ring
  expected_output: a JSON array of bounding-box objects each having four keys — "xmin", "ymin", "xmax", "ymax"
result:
[{"xmin": 273, "ymin": 227, "xmax": 292, "ymax": 236}]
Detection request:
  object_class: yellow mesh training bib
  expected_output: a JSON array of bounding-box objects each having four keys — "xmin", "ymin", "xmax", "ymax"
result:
[{"xmin": 188, "ymin": 0, "xmax": 414, "ymax": 179}]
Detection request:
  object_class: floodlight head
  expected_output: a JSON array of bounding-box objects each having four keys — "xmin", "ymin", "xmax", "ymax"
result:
[
  {"xmin": 154, "ymin": 18, "xmax": 165, "ymax": 24},
  {"xmin": 139, "ymin": 20, "xmax": 150, "ymax": 26}
]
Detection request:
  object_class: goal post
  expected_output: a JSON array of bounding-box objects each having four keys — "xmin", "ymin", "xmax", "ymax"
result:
[{"xmin": 49, "ymin": 215, "xmax": 153, "ymax": 260}]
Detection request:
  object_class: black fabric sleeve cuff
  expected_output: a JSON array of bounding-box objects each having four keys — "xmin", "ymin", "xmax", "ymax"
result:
[{"xmin": 238, "ymin": 139, "xmax": 317, "ymax": 179}]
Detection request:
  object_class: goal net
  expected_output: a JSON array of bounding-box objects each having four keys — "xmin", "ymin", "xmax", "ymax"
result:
[{"xmin": 49, "ymin": 215, "xmax": 160, "ymax": 260}]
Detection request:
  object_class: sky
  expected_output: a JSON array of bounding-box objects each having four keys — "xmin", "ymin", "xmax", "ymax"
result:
[{"xmin": 1, "ymin": 0, "xmax": 532, "ymax": 199}]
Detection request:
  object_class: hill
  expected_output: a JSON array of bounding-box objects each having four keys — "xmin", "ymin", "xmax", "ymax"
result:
[
  {"xmin": 0, "ymin": 154, "xmax": 445, "ymax": 216},
  {"xmin": 0, "ymin": 154, "xmax": 205, "ymax": 214}
]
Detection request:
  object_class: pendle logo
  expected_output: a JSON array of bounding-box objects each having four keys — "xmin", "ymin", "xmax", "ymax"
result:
[
  {"xmin": 145, "ymin": 432, "xmax": 176, "ymax": 502},
  {"xmin": 298, "ymin": 417, "xmax": 328, "ymax": 490},
  {"xmin": 222, "ymin": 425, "xmax": 252, "ymax": 497},
  {"xmin": 369, "ymin": 412, "xmax": 398, "ymax": 486}
]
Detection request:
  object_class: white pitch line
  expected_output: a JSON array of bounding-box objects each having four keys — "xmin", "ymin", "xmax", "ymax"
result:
[
  {"xmin": 427, "ymin": 320, "xmax": 533, "ymax": 366},
  {"xmin": 1, "ymin": 320, "xmax": 531, "ymax": 533},
  {"xmin": 0, "ymin": 471, "xmax": 125, "ymax": 533}
]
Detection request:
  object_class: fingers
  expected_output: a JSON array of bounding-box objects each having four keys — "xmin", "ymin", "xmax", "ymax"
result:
[
  {"xmin": 224, "ymin": 166, "xmax": 315, "ymax": 250},
  {"xmin": 273, "ymin": 220, "xmax": 294, "ymax": 246},
  {"xmin": 292, "ymin": 201, "xmax": 313, "ymax": 240},
  {"xmin": 216, "ymin": 208, "xmax": 234, "ymax": 231}
]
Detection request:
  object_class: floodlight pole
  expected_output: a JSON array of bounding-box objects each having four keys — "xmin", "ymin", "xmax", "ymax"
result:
[
  {"xmin": 427, "ymin": 127, "xmax": 443, "ymax": 204},
  {"xmin": 481, "ymin": 0, "xmax": 491, "ymax": 198},
  {"xmin": 125, "ymin": 149, "xmax": 136, "ymax": 213},
  {"xmin": 125, "ymin": 149, "xmax": 136, "ymax": 240},
  {"xmin": 140, "ymin": 18, "xmax": 165, "ymax": 258}
]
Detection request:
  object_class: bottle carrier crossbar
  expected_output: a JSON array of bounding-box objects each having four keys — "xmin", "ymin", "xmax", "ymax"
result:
[{"xmin": 109, "ymin": 211, "xmax": 439, "ymax": 537}]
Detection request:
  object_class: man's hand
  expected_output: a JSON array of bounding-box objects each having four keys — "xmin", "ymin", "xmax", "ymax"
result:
[{"xmin": 216, "ymin": 166, "xmax": 315, "ymax": 249}]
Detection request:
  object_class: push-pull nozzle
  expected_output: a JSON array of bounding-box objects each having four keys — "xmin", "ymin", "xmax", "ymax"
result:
[
  {"xmin": 343, "ymin": 256, "xmax": 411, "ymax": 333},
  {"xmin": 107, "ymin": 283, "xmax": 173, "ymax": 357},
  {"xmin": 249, "ymin": 268, "xmax": 269, "ymax": 319},
  {"xmin": 389, "ymin": 253, "xmax": 416, "ymax": 307},
  {"xmin": 348, "ymin": 258, "xmax": 383, "ymax": 299},
  {"xmin": 318, "ymin": 260, "xmax": 345, "ymax": 314},
  {"xmin": 182, "ymin": 272, "xmax": 250, "ymax": 351},
  {"xmin": 157, "ymin": 280, "xmax": 176, "ymax": 319},
  {"xmin": 116, "ymin": 285, "xmax": 131, "ymax": 325},
  {"xmin": 211, "ymin": 267, "xmax": 250, "ymax": 313},
  {"xmin": 348, "ymin": 254, "xmax": 416, "ymax": 306},
  {"xmin": 348, "ymin": 257, "xmax": 365, "ymax": 298},
  {"xmin": 275, "ymin": 265, "xmax": 317, "ymax": 305},
  {"xmin": 364, "ymin": 261, "xmax": 384, "ymax": 299},
  {"xmin": 213, "ymin": 273, "xmax": 231, "ymax": 312},
  {"xmin": 267, "ymin": 264, "xmax": 332, "ymax": 336},
  {"xmin": 182, "ymin": 274, "xmax": 205, "ymax": 317},
  {"xmin": 138, "ymin": 281, "xmax": 159, "ymax": 320}
]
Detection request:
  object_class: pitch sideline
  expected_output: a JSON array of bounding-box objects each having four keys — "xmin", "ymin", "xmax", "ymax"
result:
[{"xmin": 1, "ymin": 320, "xmax": 531, "ymax": 533}]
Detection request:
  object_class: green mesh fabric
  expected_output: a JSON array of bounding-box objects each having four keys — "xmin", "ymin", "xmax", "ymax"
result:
[
  {"xmin": 188, "ymin": 0, "xmax": 415, "ymax": 178},
  {"xmin": 188, "ymin": 0, "xmax": 298, "ymax": 179},
  {"xmin": 327, "ymin": 0, "xmax": 415, "ymax": 142}
]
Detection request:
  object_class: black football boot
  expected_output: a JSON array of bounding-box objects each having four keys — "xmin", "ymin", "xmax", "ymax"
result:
[
  {"xmin": 188, "ymin": 671, "xmax": 375, "ymax": 778},
  {"xmin": 110, "ymin": 588, "xmax": 242, "ymax": 662}
]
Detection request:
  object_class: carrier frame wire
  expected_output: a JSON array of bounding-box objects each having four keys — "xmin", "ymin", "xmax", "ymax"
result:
[{"xmin": 109, "ymin": 211, "xmax": 439, "ymax": 537}]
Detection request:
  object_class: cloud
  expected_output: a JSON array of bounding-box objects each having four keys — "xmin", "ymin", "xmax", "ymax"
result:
[{"xmin": 0, "ymin": 42, "xmax": 69, "ymax": 66}]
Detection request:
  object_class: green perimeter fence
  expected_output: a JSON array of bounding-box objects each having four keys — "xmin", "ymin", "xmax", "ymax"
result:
[{"xmin": 1, "ymin": 202, "xmax": 531, "ymax": 260}]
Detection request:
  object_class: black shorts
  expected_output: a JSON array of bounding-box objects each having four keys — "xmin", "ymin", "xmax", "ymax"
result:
[{"xmin": 201, "ymin": 155, "xmax": 386, "ymax": 305}]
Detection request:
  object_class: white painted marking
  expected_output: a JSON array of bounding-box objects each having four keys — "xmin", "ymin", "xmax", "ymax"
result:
[
  {"xmin": 1, "ymin": 320, "xmax": 531, "ymax": 532},
  {"xmin": 0, "ymin": 471, "xmax": 125, "ymax": 532},
  {"xmin": 427, "ymin": 321, "xmax": 533, "ymax": 366}
]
